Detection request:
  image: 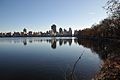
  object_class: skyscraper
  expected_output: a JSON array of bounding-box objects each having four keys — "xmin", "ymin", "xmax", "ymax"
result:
[
  {"xmin": 69, "ymin": 28, "xmax": 72, "ymax": 36},
  {"xmin": 23, "ymin": 28, "xmax": 27, "ymax": 33},
  {"xmin": 51, "ymin": 24, "xmax": 56, "ymax": 33},
  {"xmin": 59, "ymin": 28, "xmax": 63, "ymax": 34},
  {"xmin": 23, "ymin": 28, "xmax": 27, "ymax": 36}
]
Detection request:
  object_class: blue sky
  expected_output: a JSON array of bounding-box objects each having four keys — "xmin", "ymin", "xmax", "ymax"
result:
[{"xmin": 0, "ymin": 0, "xmax": 107, "ymax": 32}]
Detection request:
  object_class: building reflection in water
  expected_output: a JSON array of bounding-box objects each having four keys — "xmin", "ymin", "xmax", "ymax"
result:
[
  {"xmin": 23, "ymin": 39, "xmax": 27, "ymax": 46},
  {"xmin": 59, "ymin": 39, "xmax": 63, "ymax": 46},
  {"xmin": 0, "ymin": 37, "xmax": 119, "ymax": 79},
  {"xmin": 20, "ymin": 37, "xmax": 73, "ymax": 49},
  {"xmin": 21, "ymin": 38, "xmax": 120, "ymax": 79},
  {"xmin": 0, "ymin": 37, "xmax": 73, "ymax": 49},
  {"xmin": 51, "ymin": 38, "xmax": 57, "ymax": 49}
]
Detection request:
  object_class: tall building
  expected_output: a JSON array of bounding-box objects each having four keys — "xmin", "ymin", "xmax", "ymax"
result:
[
  {"xmin": 69, "ymin": 28, "xmax": 72, "ymax": 36},
  {"xmin": 28, "ymin": 31, "xmax": 32, "ymax": 36},
  {"xmin": 23, "ymin": 28, "xmax": 27, "ymax": 36},
  {"xmin": 63, "ymin": 29, "xmax": 68, "ymax": 36},
  {"xmin": 63, "ymin": 28, "xmax": 72, "ymax": 36},
  {"xmin": 23, "ymin": 28, "xmax": 27, "ymax": 33},
  {"xmin": 51, "ymin": 24, "xmax": 56, "ymax": 33},
  {"xmin": 74, "ymin": 30, "xmax": 79, "ymax": 36},
  {"xmin": 59, "ymin": 28, "xmax": 63, "ymax": 34}
]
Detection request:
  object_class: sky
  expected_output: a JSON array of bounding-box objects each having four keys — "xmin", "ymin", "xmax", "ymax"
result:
[{"xmin": 0, "ymin": 0, "xmax": 107, "ymax": 32}]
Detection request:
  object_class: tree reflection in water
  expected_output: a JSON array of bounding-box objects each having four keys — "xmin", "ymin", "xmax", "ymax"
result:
[
  {"xmin": 77, "ymin": 38, "xmax": 120, "ymax": 80},
  {"xmin": 0, "ymin": 37, "xmax": 119, "ymax": 79}
]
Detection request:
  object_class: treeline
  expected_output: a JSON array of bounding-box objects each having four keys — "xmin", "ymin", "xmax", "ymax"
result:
[
  {"xmin": 77, "ymin": 0, "xmax": 120, "ymax": 39},
  {"xmin": 77, "ymin": 18, "xmax": 120, "ymax": 39}
]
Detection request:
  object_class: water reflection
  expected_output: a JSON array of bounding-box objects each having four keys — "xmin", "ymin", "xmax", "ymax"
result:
[
  {"xmin": 76, "ymin": 38, "xmax": 120, "ymax": 79},
  {"xmin": 0, "ymin": 37, "xmax": 119, "ymax": 79},
  {"xmin": 65, "ymin": 52, "xmax": 84, "ymax": 80},
  {"xmin": 76, "ymin": 38, "xmax": 120, "ymax": 60},
  {"xmin": 23, "ymin": 39, "xmax": 27, "ymax": 46},
  {"xmin": 0, "ymin": 37, "xmax": 119, "ymax": 61},
  {"xmin": 51, "ymin": 38, "xmax": 57, "ymax": 49},
  {"xmin": 0, "ymin": 37, "xmax": 73, "ymax": 49}
]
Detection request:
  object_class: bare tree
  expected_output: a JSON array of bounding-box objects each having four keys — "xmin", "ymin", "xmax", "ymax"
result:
[{"xmin": 104, "ymin": 0, "xmax": 120, "ymax": 19}]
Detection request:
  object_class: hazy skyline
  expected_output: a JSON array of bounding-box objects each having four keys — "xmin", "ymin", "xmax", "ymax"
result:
[{"xmin": 0, "ymin": 0, "xmax": 107, "ymax": 32}]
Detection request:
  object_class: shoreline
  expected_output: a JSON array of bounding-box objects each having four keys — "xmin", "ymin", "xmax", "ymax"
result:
[{"xmin": 77, "ymin": 36, "xmax": 120, "ymax": 42}]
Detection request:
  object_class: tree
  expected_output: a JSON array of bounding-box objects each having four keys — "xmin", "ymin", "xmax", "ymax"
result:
[
  {"xmin": 104, "ymin": 0, "xmax": 120, "ymax": 19},
  {"xmin": 104, "ymin": 0, "xmax": 120, "ymax": 38}
]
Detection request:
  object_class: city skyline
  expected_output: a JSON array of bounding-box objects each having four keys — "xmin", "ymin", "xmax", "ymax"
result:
[
  {"xmin": 0, "ymin": 0, "xmax": 107, "ymax": 32},
  {"xmin": 0, "ymin": 24, "xmax": 73, "ymax": 37}
]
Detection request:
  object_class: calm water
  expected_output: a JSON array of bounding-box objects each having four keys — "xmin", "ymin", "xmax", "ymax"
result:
[{"xmin": 0, "ymin": 37, "xmax": 102, "ymax": 80}]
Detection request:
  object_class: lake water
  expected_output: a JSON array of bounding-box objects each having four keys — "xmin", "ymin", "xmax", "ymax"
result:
[{"xmin": 0, "ymin": 37, "xmax": 103, "ymax": 80}]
